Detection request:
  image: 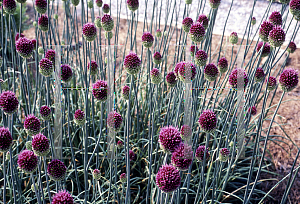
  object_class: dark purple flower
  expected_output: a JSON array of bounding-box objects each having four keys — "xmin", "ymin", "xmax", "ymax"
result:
[
  {"xmin": 171, "ymin": 143, "xmax": 193, "ymax": 171},
  {"xmin": 269, "ymin": 26, "xmax": 285, "ymax": 47},
  {"xmin": 92, "ymin": 169, "xmax": 101, "ymax": 180},
  {"xmin": 219, "ymin": 148, "xmax": 230, "ymax": 162},
  {"xmin": 52, "ymin": 190, "xmax": 74, "ymax": 204},
  {"xmin": 0, "ymin": 91, "xmax": 19, "ymax": 115},
  {"xmin": 32, "ymin": 133, "xmax": 50, "ymax": 156},
  {"xmin": 142, "ymin": 32, "xmax": 154, "ymax": 48},
  {"xmin": 107, "ymin": 111, "xmax": 123, "ymax": 131},
  {"xmin": 40, "ymin": 105, "xmax": 51, "ymax": 121},
  {"xmin": 248, "ymin": 106, "xmax": 257, "ymax": 116},
  {"xmin": 3, "ymin": 0, "xmax": 16, "ymax": 15},
  {"xmin": 156, "ymin": 164, "xmax": 181, "ymax": 193},
  {"xmin": 150, "ymin": 68, "xmax": 162, "ymax": 84},
  {"xmin": 197, "ymin": 14, "xmax": 209, "ymax": 29},
  {"xmin": 153, "ymin": 51, "xmax": 162, "ymax": 64},
  {"xmin": 166, "ymin": 72, "xmax": 177, "ymax": 87},
  {"xmin": 15, "ymin": 33, "xmax": 25, "ymax": 42},
  {"xmin": 101, "ymin": 14, "xmax": 114, "ymax": 31},
  {"xmin": 287, "ymin": 41, "xmax": 297, "ymax": 53},
  {"xmin": 127, "ymin": 0, "xmax": 139, "ymax": 12},
  {"xmin": 254, "ymin": 67, "xmax": 265, "ymax": 82},
  {"xmin": 16, "ymin": 37, "xmax": 34, "ymax": 58},
  {"xmin": 74, "ymin": 109, "xmax": 85, "ymax": 126},
  {"xmin": 45, "ymin": 49, "xmax": 55, "ymax": 64},
  {"xmin": 61, "ymin": 64, "xmax": 73, "ymax": 83},
  {"xmin": 189, "ymin": 22, "xmax": 206, "ymax": 42},
  {"xmin": 47, "ymin": 159, "xmax": 67, "ymax": 181},
  {"xmin": 175, "ymin": 61, "xmax": 196, "ymax": 82},
  {"xmin": 122, "ymin": 85, "xmax": 131, "ymax": 100},
  {"xmin": 0, "ymin": 127, "xmax": 13, "ymax": 152},
  {"xmin": 198, "ymin": 109, "xmax": 217, "ymax": 133},
  {"xmin": 82, "ymin": 23, "xmax": 97, "ymax": 42},
  {"xmin": 39, "ymin": 58, "xmax": 54, "ymax": 77},
  {"xmin": 117, "ymin": 140, "xmax": 123, "ymax": 148},
  {"xmin": 120, "ymin": 173, "xmax": 126, "ymax": 183},
  {"xmin": 269, "ymin": 11, "xmax": 282, "ymax": 26},
  {"xmin": 190, "ymin": 45, "xmax": 199, "ymax": 57},
  {"xmin": 17, "ymin": 150, "xmax": 38, "ymax": 173},
  {"xmin": 217, "ymin": 57, "xmax": 228, "ymax": 73},
  {"xmin": 88, "ymin": 60, "xmax": 98, "ymax": 76},
  {"xmin": 180, "ymin": 125, "xmax": 192, "ymax": 140},
  {"xmin": 124, "ymin": 51, "xmax": 141, "ymax": 75},
  {"xmin": 38, "ymin": 15, "xmax": 49, "ymax": 32},
  {"xmin": 289, "ymin": 0, "xmax": 300, "ymax": 19},
  {"xmin": 209, "ymin": 0, "xmax": 221, "ymax": 9},
  {"xmin": 24, "ymin": 114, "xmax": 41, "ymax": 136},
  {"xmin": 279, "ymin": 68, "xmax": 299, "ymax": 92},
  {"xmin": 92, "ymin": 80, "xmax": 109, "ymax": 102},
  {"xmin": 256, "ymin": 41, "xmax": 271, "ymax": 57},
  {"xmin": 31, "ymin": 39, "xmax": 37, "ymax": 50},
  {"xmin": 259, "ymin": 21, "xmax": 274, "ymax": 42},
  {"xmin": 228, "ymin": 68, "xmax": 249, "ymax": 88},
  {"xmin": 204, "ymin": 63, "xmax": 219, "ymax": 81},
  {"xmin": 229, "ymin": 32, "xmax": 238, "ymax": 44},
  {"xmin": 266, "ymin": 76, "xmax": 277, "ymax": 91},
  {"xmin": 159, "ymin": 125, "xmax": 182, "ymax": 154},
  {"xmin": 251, "ymin": 17, "xmax": 256, "ymax": 25},
  {"xmin": 195, "ymin": 50, "xmax": 208, "ymax": 66},
  {"xmin": 96, "ymin": 0, "xmax": 103, "ymax": 7},
  {"xmin": 182, "ymin": 17, "xmax": 193, "ymax": 33},
  {"xmin": 102, "ymin": 3, "xmax": 110, "ymax": 13},
  {"xmin": 35, "ymin": 0, "xmax": 47, "ymax": 14},
  {"xmin": 129, "ymin": 149, "xmax": 136, "ymax": 161},
  {"xmin": 195, "ymin": 145, "xmax": 210, "ymax": 162}
]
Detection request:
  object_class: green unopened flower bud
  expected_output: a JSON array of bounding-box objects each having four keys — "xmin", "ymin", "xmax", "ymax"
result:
[
  {"xmin": 61, "ymin": 40, "xmax": 65, "ymax": 45},
  {"xmin": 54, "ymin": 14, "xmax": 58, "ymax": 20},
  {"xmin": 105, "ymin": 31, "xmax": 113, "ymax": 40},
  {"xmin": 33, "ymin": 21, "xmax": 37, "ymax": 27},
  {"xmin": 25, "ymin": 141, "xmax": 32, "ymax": 150},
  {"xmin": 185, "ymin": 0, "xmax": 192, "ymax": 4},
  {"xmin": 164, "ymin": 31, "xmax": 168, "ymax": 37},
  {"xmin": 71, "ymin": 0, "xmax": 80, "ymax": 6},
  {"xmin": 88, "ymin": 0, "xmax": 93, "ymax": 8},
  {"xmin": 38, "ymin": 47, "xmax": 44, "ymax": 55},
  {"xmin": 6, "ymin": 151, "xmax": 10, "ymax": 161},
  {"xmin": 229, "ymin": 141, "xmax": 234, "ymax": 147},
  {"xmin": 95, "ymin": 16, "xmax": 102, "ymax": 28}
]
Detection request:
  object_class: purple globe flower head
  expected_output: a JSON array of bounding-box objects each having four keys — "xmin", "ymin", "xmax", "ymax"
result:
[
  {"xmin": 17, "ymin": 150, "xmax": 38, "ymax": 173},
  {"xmin": 204, "ymin": 63, "xmax": 219, "ymax": 81},
  {"xmin": 251, "ymin": 17, "xmax": 256, "ymax": 25},
  {"xmin": 142, "ymin": 32, "xmax": 154, "ymax": 48},
  {"xmin": 217, "ymin": 57, "xmax": 228, "ymax": 73},
  {"xmin": 38, "ymin": 15, "xmax": 49, "ymax": 32},
  {"xmin": 47, "ymin": 159, "xmax": 67, "ymax": 181},
  {"xmin": 128, "ymin": 149, "xmax": 136, "ymax": 161},
  {"xmin": 52, "ymin": 190, "xmax": 74, "ymax": 204},
  {"xmin": 120, "ymin": 173, "xmax": 127, "ymax": 183},
  {"xmin": 101, "ymin": 14, "xmax": 114, "ymax": 32},
  {"xmin": 159, "ymin": 125, "xmax": 182, "ymax": 154},
  {"xmin": 156, "ymin": 29, "xmax": 162, "ymax": 38},
  {"xmin": 180, "ymin": 125, "xmax": 192, "ymax": 140},
  {"xmin": 175, "ymin": 61, "xmax": 196, "ymax": 82},
  {"xmin": 95, "ymin": 16, "xmax": 102, "ymax": 28},
  {"xmin": 256, "ymin": 41, "xmax": 271, "ymax": 57},
  {"xmin": 190, "ymin": 45, "xmax": 199, "ymax": 57},
  {"xmin": 254, "ymin": 67, "xmax": 265, "ymax": 82},
  {"xmin": 171, "ymin": 142, "xmax": 193, "ymax": 171},
  {"xmin": 290, "ymin": 0, "xmax": 300, "ymax": 19},
  {"xmin": 3, "ymin": 0, "xmax": 16, "ymax": 15},
  {"xmin": 45, "ymin": 49, "xmax": 55, "ymax": 64},
  {"xmin": 259, "ymin": 21, "xmax": 274, "ymax": 42},
  {"xmin": 182, "ymin": 17, "xmax": 193, "ymax": 33},
  {"xmin": 40, "ymin": 105, "xmax": 51, "ymax": 121},
  {"xmin": 82, "ymin": 23, "xmax": 97, "ymax": 42},
  {"xmin": 92, "ymin": 80, "xmax": 109, "ymax": 102},
  {"xmin": 39, "ymin": 58, "xmax": 54, "ymax": 77},
  {"xmin": 156, "ymin": 164, "xmax": 181, "ymax": 193},
  {"xmin": 166, "ymin": 72, "xmax": 177, "ymax": 88},
  {"xmin": 25, "ymin": 141, "xmax": 32, "ymax": 150},
  {"xmin": 31, "ymin": 39, "xmax": 37, "ymax": 50},
  {"xmin": 209, "ymin": 0, "xmax": 221, "ymax": 9},
  {"xmin": 150, "ymin": 68, "xmax": 162, "ymax": 84},
  {"xmin": 0, "ymin": 91, "xmax": 19, "ymax": 115},
  {"xmin": 287, "ymin": 41, "xmax": 297, "ymax": 53},
  {"xmin": 228, "ymin": 68, "xmax": 249, "ymax": 88},
  {"xmin": 96, "ymin": 0, "xmax": 103, "ymax": 7},
  {"xmin": 266, "ymin": 76, "xmax": 277, "ymax": 91},
  {"xmin": 107, "ymin": 111, "xmax": 123, "ymax": 131},
  {"xmin": 32, "ymin": 133, "xmax": 50, "ymax": 156},
  {"xmin": 88, "ymin": 60, "xmax": 98, "ymax": 76},
  {"xmin": 195, "ymin": 50, "xmax": 208, "ymax": 66},
  {"xmin": 117, "ymin": 140, "xmax": 123, "ymax": 148},
  {"xmin": 24, "ymin": 114, "xmax": 41, "ymax": 136},
  {"xmin": 74, "ymin": 109, "xmax": 85, "ymax": 126},
  {"xmin": 35, "ymin": 0, "xmax": 47, "ymax": 14},
  {"xmin": 124, "ymin": 51, "xmax": 141, "ymax": 75},
  {"xmin": 248, "ymin": 106, "xmax": 257, "ymax": 116},
  {"xmin": 92, "ymin": 169, "xmax": 101, "ymax": 180},
  {"xmin": 229, "ymin": 32, "xmax": 238, "ymax": 45},
  {"xmin": 102, "ymin": 3, "xmax": 110, "ymax": 13},
  {"xmin": 269, "ymin": 11, "xmax": 282, "ymax": 26},
  {"xmin": 71, "ymin": 0, "xmax": 80, "ymax": 6},
  {"xmin": 219, "ymin": 148, "xmax": 230, "ymax": 162},
  {"xmin": 195, "ymin": 145, "xmax": 210, "ymax": 162},
  {"xmin": 268, "ymin": 26, "xmax": 285, "ymax": 47},
  {"xmin": 61, "ymin": 64, "xmax": 73, "ymax": 83},
  {"xmin": 189, "ymin": 22, "xmax": 206, "ymax": 42},
  {"xmin": 16, "ymin": 37, "xmax": 34, "ymax": 58},
  {"xmin": 15, "ymin": 33, "xmax": 25, "ymax": 42},
  {"xmin": 127, "ymin": 0, "xmax": 139, "ymax": 12},
  {"xmin": 122, "ymin": 85, "xmax": 131, "ymax": 100},
  {"xmin": 198, "ymin": 109, "xmax": 217, "ymax": 133},
  {"xmin": 279, "ymin": 68, "xmax": 299, "ymax": 92},
  {"xmin": 197, "ymin": 14, "xmax": 209, "ymax": 29},
  {"xmin": 153, "ymin": 52, "xmax": 162, "ymax": 64},
  {"xmin": 0, "ymin": 127, "xmax": 13, "ymax": 152}
]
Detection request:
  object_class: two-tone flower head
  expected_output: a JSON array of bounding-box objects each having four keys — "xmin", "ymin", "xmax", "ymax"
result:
[
  {"xmin": 217, "ymin": 57, "xmax": 228, "ymax": 73},
  {"xmin": 197, "ymin": 14, "xmax": 209, "ymax": 29},
  {"xmin": 107, "ymin": 111, "xmax": 123, "ymax": 131},
  {"xmin": 88, "ymin": 60, "xmax": 98, "ymax": 76},
  {"xmin": 259, "ymin": 21, "xmax": 274, "ymax": 42},
  {"xmin": 88, "ymin": 0, "xmax": 93, "ymax": 8},
  {"xmin": 219, "ymin": 148, "xmax": 230, "ymax": 162},
  {"xmin": 268, "ymin": 26, "xmax": 285, "ymax": 47},
  {"xmin": 45, "ymin": 49, "xmax": 55, "ymax": 64},
  {"xmin": 189, "ymin": 22, "xmax": 205, "ymax": 42},
  {"xmin": 16, "ymin": 37, "xmax": 34, "ymax": 58},
  {"xmin": 0, "ymin": 91, "xmax": 19, "ymax": 115},
  {"xmin": 209, "ymin": 0, "xmax": 221, "ymax": 9},
  {"xmin": 150, "ymin": 68, "xmax": 162, "ymax": 84},
  {"xmin": 182, "ymin": 17, "xmax": 193, "ymax": 33},
  {"xmin": 39, "ymin": 58, "xmax": 53, "ymax": 77},
  {"xmin": 190, "ymin": 45, "xmax": 199, "ymax": 57},
  {"xmin": 229, "ymin": 32, "xmax": 238, "ymax": 45},
  {"xmin": 47, "ymin": 159, "xmax": 67, "ymax": 181},
  {"xmin": 101, "ymin": 14, "xmax": 114, "ymax": 31},
  {"xmin": 95, "ymin": 16, "xmax": 102, "ymax": 28},
  {"xmin": 15, "ymin": 33, "xmax": 25, "ymax": 42},
  {"xmin": 159, "ymin": 125, "xmax": 182, "ymax": 154},
  {"xmin": 38, "ymin": 15, "xmax": 49, "ymax": 32},
  {"xmin": 156, "ymin": 164, "xmax": 181, "ymax": 193},
  {"xmin": 195, "ymin": 145, "xmax": 210, "ymax": 162},
  {"xmin": 180, "ymin": 125, "xmax": 192, "ymax": 140},
  {"xmin": 95, "ymin": 0, "xmax": 102, "ymax": 7},
  {"xmin": 32, "ymin": 133, "xmax": 50, "ymax": 156},
  {"xmin": 102, "ymin": 3, "xmax": 110, "ymax": 13},
  {"xmin": 82, "ymin": 23, "xmax": 97, "ymax": 42},
  {"xmin": 195, "ymin": 50, "xmax": 208, "ymax": 66},
  {"xmin": 174, "ymin": 61, "xmax": 196, "ymax": 82},
  {"xmin": 153, "ymin": 52, "xmax": 162, "ymax": 64},
  {"xmin": 121, "ymin": 85, "xmax": 131, "ymax": 100},
  {"xmin": 92, "ymin": 80, "xmax": 108, "ymax": 102},
  {"xmin": 35, "ymin": 0, "xmax": 47, "ymax": 14},
  {"xmin": 40, "ymin": 105, "xmax": 51, "ymax": 121},
  {"xmin": 156, "ymin": 29, "xmax": 162, "ymax": 38},
  {"xmin": 129, "ymin": 149, "xmax": 136, "ymax": 161},
  {"xmin": 269, "ymin": 11, "xmax": 282, "ymax": 26},
  {"xmin": 25, "ymin": 141, "xmax": 32, "ymax": 150},
  {"xmin": 266, "ymin": 76, "xmax": 277, "ymax": 91},
  {"xmin": 117, "ymin": 140, "xmax": 123, "ymax": 148},
  {"xmin": 171, "ymin": 142, "xmax": 193, "ymax": 171},
  {"xmin": 251, "ymin": 17, "xmax": 256, "ymax": 25},
  {"xmin": 92, "ymin": 169, "xmax": 101, "ymax": 180},
  {"xmin": 120, "ymin": 173, "xmax": 126, "ymax": 183},
  {"xmin": 0, "ymin": 127, "xmax": 13, "ymax": 152},
  {"xmin": 254, "ymin": 67, "xmax": 265, "ymax": 82},
  {"xmin": 256, "ymin": 42, "xmax": 271, "ymax": 57},
  {"xmin": 71, "ymin": 0, "xmax": 80, "ymax": 6},
  {"xmin": 279, "ymin": 68, "xmax": 299, "ymax": 92},
  {"xmin": 52, "ymin": 190, "xmax": 74, "ymax": 204},
  {"xmin": 24, "ymin": 115, "xmax": 41, "ymax": 136},
  {"xmin": 228, "ymin": 68, "xmax": 249, "ymax": 88},
  {"xmin": 61, "ymin": 64, "xmax": 73, "ymax": 83},
  {"xmin": 248, "ymin": 106, "xmax": 257, "ymax": 116},
  {"xmin": 166, "ymin": 72, "xmax": 177, "ymax": 87},
  {"xmin": 204, "ymin": 63, "xmax": 219, "ymax": 81},
  {"xmin": 3, "ymin": 0, "xmax": 17, "ymax": 15},
  {"xmin": 124, "ymin": 52, "xmax": 141, "ymax": 75},
  {"xmin": 142, "ymin": 32, "xmax": 154, "ymax": 48},
  {"xmin": 74, "ymin": 109, "xmax": 85, "ymax": 126},
  {"xmin": 17, "ymin": 150, "xmax": 38, "ymax": 173},
  {"xmin": 198, "ymin": 109, "xmax": 217, "ymax": 133},
  {"xmin": 290, "ymin": 0, "xmax": 300, "ymax": 20},
  {"xmin": 287, "ymin": 41, "xmax": 297, "ymax": 53},
  {"xmin": 127, "ymin": 0, "xmax": 139, "ymax": 12}
]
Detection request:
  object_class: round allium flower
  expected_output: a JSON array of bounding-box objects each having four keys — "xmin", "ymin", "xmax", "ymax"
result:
[
  {"xmin": 61, "ymin": 64, "xmax": 73, "ymax": 83},
  {"xmin": 254, "ymin": 67, "xmax": 265, "ymax": 82},
  {"xmin": 204, "ymin": 63, "xmax": 219, "ymax": 81},
  {"xmin": 74, "ymin": 109, "xmax": 85, "ymax": 126},
  {"xmin": 159, "ymin": 125, "xmax": 182, "ymax": 154},
  {"xmin": 251, "ymin": 17, "xmax": 256, "ymax": 25},
  {"xmin": 52, "ymin": 190, "xmax": 74, "ymax": 204},
  {"xmin": 175, "ymin": 61, "xmax": 196, "ymax": 82},
  {"xmin": 153, "ymin": 51, "xmax": 162, "ymax": 64},
  {"xmin": 248, "ymin": 106, "xmax": 257, "ymax": 116},
  {"xmin": 17, "ymin": 150, "xmax": 38, "ymax": 173},
  {"xmin": 35, "ymin": 0, "xmax": 47, "ymax": 14},
  {"xmin": 122, "ymin": 85, "xmax": 131, "ymax": 100},
  {"xmin": 24, "ymin": 114, "xmax": 41, "ymax": 136},
  {"xmin": 129, "ymin": 149, "xmax": 136, "ymax": 161},
  {"xmin": 88, "ymin": 60, "xmax": 98, "ymax": 76},
  {"xmin": 156, "ymin": 164, "xmax": 181, "ymax": 193},
  {"xmin": 45, "ymin": 49, "xmax": 55, "ymax": 64},
  {"xmin": 70, "ymin": 0, "xmax": 79, "ymax": 6},
  {"xmin": 259, "ymin": 21, "xmax": 274, "ymax": 42},
  {"xmin": 180, "ymin": 125, "xmax": 192, "ymax": 140},
  {"xmin": 256, "ymin": 41, "xmax": 271, "ymax": 57},
  {"xmin": 15, "ymin": 33, "xmax": 25, "ymax": 42},
  {"xmin": 107, "ymin": 111, "xmax": 123, "ymax": 131},
  {"xmin": 120, "ymin": 173, "xmax": 126, "ymax": 183},
  {"xmin": 219, "ymin": 148, "xmax": 230, "ymax": 162},
  {"xmin": 287, "ymin": 41, "xmax": 297, "ymax": 53},
  {"xmin": 88, "ymin": 0, "xmax": 93, "ymax": 8},
  {"xmin": 195, "ymin": 145, "xmax": 210, "ymax": 162},
  {"xmin": 124, "ymin": 51, "xmax": 141, "ymax": 75},
  {"xmin": 82, "ymin": 23, "xmax": 97, "ymax": 42},
  {"xmin": 150, "ymin": 68, "xmax": 162, "ymax": 84},
  {"xmin": 95, "ymin": 16, "xmax": 102, "ymax": 28},
  {"xmin": 38, "ymin": 15, "xmax": 49, "ymax": 32},
  {"xmin": 229, "ymin": 32, "xmax": 238, "ymax": 45},
  {"xmin": 39, "ymin": 58, "xmax": 54, "ymax": 77},
  {"xmin": 102, "ymin": 3, "xmax": 110, "ymax": 13},
  {"xmin": 290, "ymin": 0, "xmax": 300, "ymax": 19},
  {"xmin": 3, "ymin": 0, "xmax": 16, "ymax": 15},
  {"xmin": 0, "ymin": 91, "xmax": 19, "ymax": 115},
  {"xmin": 32, "ymin": 133, "xmax": 50, "ymax": 156},
  {"xmin": 142, "ymin": 32, "xmax": 154, "ymax": 48},
  {"xmin": 40, "ymin": 105, "xmax": 51, "ymax": 121},
  {"xmin": 31, "ymin": 39, "xmax": 37, "ymax": 50},
  {"xmin": 190, "ymin": 45, "xmax": 199, "ymax": 57},
  {"xmin": 189, "ymin": 22, "xmax": 206, "ymax": 42},
  {"xmin": 127, "ymin": 0, "xmax": 139, "ymax": 12},
  {"xmin": 166, "ymin": 72, "xmax": 177, "ymax": 87},
  {"xmin": 197, "ymin": 14, "xmax": 209, "ymax": 29},
  {"xmin": 198, "ymin": 110, "xmax": 217, "ymax": 133},
  {"xmin": 269, "ymin": 26, "xmax": 285, "ymax": 47},
  {"xmin": 279, "ymin": 68, "xmax": 299, "ymax": 92},
  {"xmin": 96, "ymin": 0, "xmax": 102, "ymax": 7},
  {"xmin": 47, "ymin": 159, "xmax": 67, "ymax": 181},
  {"xmin": 266, "ymin": 76, "xmax": 277, "ymax": 91},
  {"xmin": 195, "ymin": 50, "xmax": 208, "ymax": 66},
  {"xmin": 156, "ymin": 29, "xmax": 162, "ymax": 38},
  {"xmin": 171, "ymin": 143, "xmax": 193, "ymax": 171},
  {"xmin": 105, "ymin": 31, "xmax": 112, "ymax": 39},
  {"xmin": 209, "ymin": 0, "xmax": 221, "ymax": 9},
  {"xmin": 101, "ymin": 14, "xmax": 114, "ymax": 31},
  {"xmin": 269, "ymin": 11, "xmax": 282, "ymax": 26},
  {"xmin": 0, "ymin": 127, "xmax": 13, "ymax": 152},
  {"xmin": 117, "ymin": 140, "xmax": 123, "ymax": 148},
  {"xmin": 92, "ymin": 80, "xmax": 109, "ymax": 102},
  {"xmin": 217, "ymin": 57, "xmax": 228, "ymax": 73},
  {"xmin": 38, "ymin": 47, "xmax": 44, "ymax": 55},
  {"xmin": 25, "ymin": 141, "xmax": 32, "ymax": 150},
  {"xmin": 16, "ymin": 37, "xmax": 34, "ymax": 58},
  {"xmin": 92, "ymin": 169, "xmax": 101, "ymax": 180},
  {"xmin": 228, "ymin": 68, "xmax": 249, "ymax": 88},
  {"xmin": 182, "ymin": 17, "xmax": 193, "ymax": 33}
]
